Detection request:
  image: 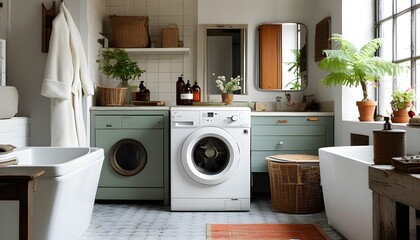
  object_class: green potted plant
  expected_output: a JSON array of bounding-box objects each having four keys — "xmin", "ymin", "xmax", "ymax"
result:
[
  {"xmin": 390, "ymin": 88, "xmax": 415, "ymax": 123},
  {"xmin": 96, "ymin": 48, "xmax": 145, "ymax": 105},
  {"xmin": 285, "ymin": 49, "xmax": 303, "ymax": 90},
  {"xmin": 318, "ymin": 33, "xmax": 403, "ymax": 121},
  {"xmin": 215, "ymin": 75, "xmax": 242, "ymax": 104}
]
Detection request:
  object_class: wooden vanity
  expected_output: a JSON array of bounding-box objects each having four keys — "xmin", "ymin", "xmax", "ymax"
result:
[{"xmin": 369, "ymin": 165, "xmax": 420, "ymax": 240}]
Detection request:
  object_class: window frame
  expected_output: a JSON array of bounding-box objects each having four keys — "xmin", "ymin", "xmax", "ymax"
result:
[{"xmin": 375, "ymin": 0, "xmax": 419, "ymax": 116}]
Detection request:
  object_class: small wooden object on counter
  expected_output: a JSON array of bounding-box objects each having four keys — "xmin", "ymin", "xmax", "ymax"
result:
[
  {"xmin": 392, "ymin": 155, "xmax": 420, "ymax": 173},
  {"xmin": 132, "ymin": 101, "xmax": 165, "ymax": 106},
  {"xmin": 0, "ymin": 169, "xmax": 45, "ymax": 240},
  {"xmin": 369, "ymin": 165, "xmax": 420, "ymax": 240}
]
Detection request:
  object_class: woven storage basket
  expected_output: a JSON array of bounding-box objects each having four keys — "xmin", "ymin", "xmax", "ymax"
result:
[
  {"xmin": 110, "ymin": 16, "xmax": 150, "ymax": 48},
  {"xmin": 97, "ymin": 86, "xmax": 128, "ymax": 106},
  {"xmin": 161, "ymin": 24, "xmax": 179, "ymax": 48},
  {"xmin": 266, "ymin": 154, "xmax": 324, "ymax": 214}
]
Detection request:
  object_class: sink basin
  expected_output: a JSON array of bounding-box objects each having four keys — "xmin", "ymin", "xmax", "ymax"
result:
[{"xmin": 0, "ymin": 86, "xmax": 18, "ymax": 119}]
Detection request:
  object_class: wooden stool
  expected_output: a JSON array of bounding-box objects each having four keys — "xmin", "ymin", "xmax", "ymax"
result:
[{"xmin": 0, "ymin": 169, "xmax": 44, "ymax": 240}]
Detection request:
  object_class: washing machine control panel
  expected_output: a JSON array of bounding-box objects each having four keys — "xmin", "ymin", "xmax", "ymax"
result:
[{"xmin": 200, "ymin": 110, "xmax": 250, "ymax": 126}]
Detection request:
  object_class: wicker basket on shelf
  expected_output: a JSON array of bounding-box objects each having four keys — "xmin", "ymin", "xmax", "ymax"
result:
[
  {"xmin": 96, "ymin": 85, "xmax": 128, "ymax": 106},
  {"xmin": 266, "ymin": 154, "xmax": 324, "ymax": 214},
  {"xmin": 161, "ymin": 24, "xmax": 179, "ymax": 48},
  {"xmin": 110, "ymin": 16, "xmax": 150, "ymax": 48}
]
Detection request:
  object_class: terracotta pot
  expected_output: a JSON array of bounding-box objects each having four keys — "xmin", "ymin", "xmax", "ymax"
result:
[
  {"xmin": 221, "ymin": 93, "xmax": 234, "ymax": 104},
  {"xmin": 356, "ymin": 101, "xmax": 377, "ymax": 122},
  {"xmin": 391, "ymin": 109, "xmax": 409, "ymax": 123}
]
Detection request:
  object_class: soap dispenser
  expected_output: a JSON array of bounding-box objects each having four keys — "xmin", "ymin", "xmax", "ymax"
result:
[
  {"xmin": 373, "ymin": 117, "xmax": 406, "ymax": 164},
  {"xmin": 276, "ymin": 96, "xmax": 282, "ymax": 111},
  {"xmin": 137, "ymin": 81, "xmax": 150, "ymax": 101}
]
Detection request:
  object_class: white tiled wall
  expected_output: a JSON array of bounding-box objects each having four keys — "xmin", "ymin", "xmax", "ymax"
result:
[{"xmin": 104, "ymin": 0, "xmax": 197, "ymax": 105}]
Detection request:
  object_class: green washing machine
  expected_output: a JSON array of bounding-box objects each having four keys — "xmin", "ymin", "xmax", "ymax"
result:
[{"xmin": 90, "ymin": 108, "xmax": 169, "ymax": 205}]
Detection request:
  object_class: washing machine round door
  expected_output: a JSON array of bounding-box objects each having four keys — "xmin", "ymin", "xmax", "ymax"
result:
[
  {"xmin": 181, "ymin": 127, "xmax": 240, "ymax": 185},
  {"xmin": 109, "ymin": 138, "xmax": 147, "ymax": 176}
]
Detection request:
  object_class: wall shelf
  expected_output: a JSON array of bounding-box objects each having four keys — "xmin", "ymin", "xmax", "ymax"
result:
[{"xmin": 122, "ymin": 48, "xmax": 190, "ymax": 55}]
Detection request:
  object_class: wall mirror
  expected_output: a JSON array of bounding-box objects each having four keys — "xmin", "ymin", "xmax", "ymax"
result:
[
  {"xmin": 198, "ymin": 24, "xmax": 247, "ymax": 96},
  {"xmin": 256, "ymin": 23, "xmax": 308, "ymax": 91}
]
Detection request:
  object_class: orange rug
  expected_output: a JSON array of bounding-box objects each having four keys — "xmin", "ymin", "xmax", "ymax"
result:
[{"xmin": 206, "ymin": 224, "xmax": 331, "ymax": 240}]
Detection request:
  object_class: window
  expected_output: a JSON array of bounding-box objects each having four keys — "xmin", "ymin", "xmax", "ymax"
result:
[{"xmin": 375, "ymin": 0, "xmax": 419, "ymax": 116}]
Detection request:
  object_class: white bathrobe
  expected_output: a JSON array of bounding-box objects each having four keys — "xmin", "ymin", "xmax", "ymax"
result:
[{"xmin": 41, "ymin": 3, "xmax": 94, "ymax": 147}]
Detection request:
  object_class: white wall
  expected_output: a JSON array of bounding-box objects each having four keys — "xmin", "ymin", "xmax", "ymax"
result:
[{"xmin": 7, "ymin": 0, "xmax": 53, "ymax": 146}]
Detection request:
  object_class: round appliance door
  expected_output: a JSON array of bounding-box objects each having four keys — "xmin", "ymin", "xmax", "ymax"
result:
[
  {"xmin": 181, "ymin": 127, "xmax": 240, "ymax": 185},
  {"xmin": 109, "ymin": 138, "xmax": 147, "ymax": 176}
]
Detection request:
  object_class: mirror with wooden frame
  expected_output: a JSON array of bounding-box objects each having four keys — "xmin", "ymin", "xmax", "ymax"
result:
[{"xmin": 256, "ymin": 23, "xmax": 308, "ymax": 91}]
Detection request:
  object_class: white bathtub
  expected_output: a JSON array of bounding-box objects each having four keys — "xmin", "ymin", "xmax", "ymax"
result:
[
  {"xmin": 318, "ymin": 145, "xmax": 373, "ymax": 240},
  {"xmin": 0, "ymin": 147, "xmax": 104, "ymax": 240}
]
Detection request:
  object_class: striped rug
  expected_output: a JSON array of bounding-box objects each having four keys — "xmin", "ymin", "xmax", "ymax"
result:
[{"xmin": 206, "ymin": 223, "xmax": 331, "ymax": 240}]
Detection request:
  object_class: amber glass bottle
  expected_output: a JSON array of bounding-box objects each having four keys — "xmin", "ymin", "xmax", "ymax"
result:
[
  {"xmin": 192, "ymin": 81, "xmax": 201, "ymax": 102},
  {"xmin": 181, "ymin": 80, "xmax": 193, "ymax": 105},
  {"xmin": 176, "ymin": 75, "xmax": 185, "ymax": 105}
]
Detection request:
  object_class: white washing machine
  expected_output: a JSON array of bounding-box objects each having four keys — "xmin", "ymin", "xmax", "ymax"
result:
[{"xmin": 170, "ymin": 106, "xmax": 251, "ymax": 211}]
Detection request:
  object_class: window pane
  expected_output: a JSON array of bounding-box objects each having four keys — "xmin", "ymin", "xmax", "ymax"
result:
[
  {"xmin": 379, "ymin": 0, "xmax": 393, "ymax": 20},
  {"xmin": 417, "ymin": 9, "xmax": 420, "ymax": 56},
  {"xmin": 396, "ymin": 13, "xmax": 411, "ymax": 60},
  {"xmin": 396, "ymin": 61, "xmax": 412, "ymax": 91},
  {"xmin": 379, "ymin": 62, "xmax": 411, "ymax": 116},
  {"xmin": 379, "ymin": 20, "xmax": 393, "ymax": 61},
  {"xmin": 378, "ymin": 74, "xmax": 393, "ymax": 116},
  {"xmin": 397, "ymin": 0, "xmax": 411, "ymax": 13}
]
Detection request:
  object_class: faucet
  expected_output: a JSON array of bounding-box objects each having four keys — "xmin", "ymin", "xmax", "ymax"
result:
[{"xmin": 285, "ymin": 93, "xmax": 292, "ymax": 106}]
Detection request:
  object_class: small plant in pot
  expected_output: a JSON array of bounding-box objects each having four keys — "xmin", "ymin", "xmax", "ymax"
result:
[
  {"xmin": 96, "ymin": 48, "xmax": 145, "ymax": 105},
  {"xmin": 318, "ymin": 34, "xmax": 403, "ymax": 121},
  {"xmin": 390, "ymin": 88, "xmax": 415, "ymax": 123},
  {"xmin": 215, "ymin": 75, "xmax": 242, "ymax": 104}
]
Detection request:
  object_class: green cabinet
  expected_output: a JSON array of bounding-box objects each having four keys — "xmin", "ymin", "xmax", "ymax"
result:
[
  {"xmin": 90, "ymin": 109, "xmax": 169, "ymax": 205},
  {"xmin": 251, "ymin": 115, "xmax": 334, "ymax": 172}
]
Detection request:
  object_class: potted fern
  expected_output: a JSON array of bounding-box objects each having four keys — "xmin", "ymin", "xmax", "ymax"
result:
[
  {"xmin": 318, "ymin": 34, "xmax": 403, "ymax": 121},
  {"xmin": 96, "ymin": 48, "xmax": 145, "ymax": 105}
]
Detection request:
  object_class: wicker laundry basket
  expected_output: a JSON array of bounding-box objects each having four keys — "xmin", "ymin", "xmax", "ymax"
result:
[
  {"xmin": 266, "ymin": 154, "xmax": 324, "ymax": 214},
  {"xmin": 110, "ymin": 16, "xmax": 150, "ymax": 48}
]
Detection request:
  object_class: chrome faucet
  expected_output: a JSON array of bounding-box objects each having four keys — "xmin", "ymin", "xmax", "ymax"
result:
[{"xmin": 285, "ymin": 93, "xmax": 292, "ymax": 106}]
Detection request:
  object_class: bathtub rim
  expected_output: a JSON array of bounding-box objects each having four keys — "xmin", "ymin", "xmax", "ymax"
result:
[{"xmin": 0, "ymin": 147, "xmax": 104, "ymax": 177}]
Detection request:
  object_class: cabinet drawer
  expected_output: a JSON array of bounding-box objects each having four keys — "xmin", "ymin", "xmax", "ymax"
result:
[
  {"xmin": 95, "ymin": 116, "xmax": 122, "ymax": 128},
  {"xmin": 252, "ymin": 125, "xmax": 325, "ymax": 136},
  {"xmin": 252, "ymin": 135, "xmax": 326, "ymax": 151},
  {"xmin": 121, "ymin": 116, "xmax": 163, "ymax": 129},
  {"xmin": 252, "ymin": 116, "xmax": 331, "ymax": 125}
]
